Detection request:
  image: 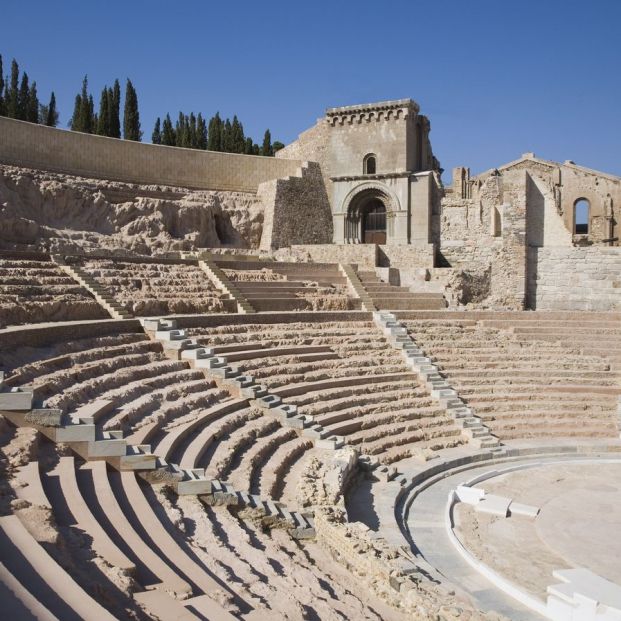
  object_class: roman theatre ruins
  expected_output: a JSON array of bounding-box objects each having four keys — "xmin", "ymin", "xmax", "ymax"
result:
[{"xmin": 0, "ymin": 98, "xmax": 620, "ymax": 621}]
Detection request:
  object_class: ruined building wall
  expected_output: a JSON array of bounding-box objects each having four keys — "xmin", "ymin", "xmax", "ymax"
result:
[
  {"xmin": 528, "ymin": 246, "xmax": 621, "ymax": 311},
  {"xmin": 258, "ymin": 162, "xmax": 333, "ymax": 250}
]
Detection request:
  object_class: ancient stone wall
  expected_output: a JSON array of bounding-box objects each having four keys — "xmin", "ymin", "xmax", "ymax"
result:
[
  {"xmin": 286, "ymin": 244, "xmax": 378, "ymax": 268},
  {"xmin": 258, "ymin": 162, "xmax": 333, "ymax": 250},
  {"xmin": 0, "ymin": 116, "xmax": 303, "ymax": 193},
  {"xmin": 377, "ymin": 243, "xmax": 434, "ymax": 269},
  {"xmin": 528, "ymin": 246, "xmax": 621, "ymax": 311}
]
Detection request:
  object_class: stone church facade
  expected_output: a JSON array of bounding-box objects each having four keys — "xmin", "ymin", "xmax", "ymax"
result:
[{"xmin": 276, "ymin": 98, "xmax": 620, "ymax": 311}]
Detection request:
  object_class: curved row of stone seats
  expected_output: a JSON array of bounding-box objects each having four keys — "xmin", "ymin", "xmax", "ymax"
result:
[
  {"xmin": 218, "ymin": 260, "xmax": 360, "ymax": 312},
  {"xmin": 79, "ymin": 257, "xmax": 235, "ymax": 316},
  {"xmin": 478, "ymin": 314, "xmax": 621, "ymax": 368},
  {"xmin": 356, "ymin": 269, "xmax": 446, "ymax": 311},
  {"xmin": 402, "ymin": 317, "xmax": 621, "ymax": 440},
  {"xmin": 0, "ymin": 513, "xmax": 118, "ymax": 621},
  {"xmin": 0, "ymin": 252, "xmax": 107, "ymax": 328},
  {"xmin": 1, "ymin": 318, "xmax": 320, "ymax": 520},
  {"xmin": 182, "ymin": 318, "xmax": 466, "ymax": 464},
  {"xmin": 163, "ymin": 490, "xmax": 384, "ymax": 619},
  {"xmin": 10, "ymin": 453, "xmax": 241, "ymax": 619}
]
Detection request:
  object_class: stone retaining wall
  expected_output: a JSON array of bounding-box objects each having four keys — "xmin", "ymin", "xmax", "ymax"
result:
[{"xmin": 0, "ymin": 116, "xmax": 303, "ymax": 193}]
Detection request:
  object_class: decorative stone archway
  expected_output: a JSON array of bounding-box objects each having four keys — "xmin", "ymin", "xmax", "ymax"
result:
[{"xmin": 341, "ymin": 182, "xmax": 400, "ymax": 244}]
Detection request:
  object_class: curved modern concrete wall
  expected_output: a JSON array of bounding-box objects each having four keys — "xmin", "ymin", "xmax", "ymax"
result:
[{"xmin": 0, "ymin": 117, "xmax": 303, "ymax": 192}]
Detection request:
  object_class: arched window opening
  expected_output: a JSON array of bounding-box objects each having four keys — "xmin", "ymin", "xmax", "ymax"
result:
[
  {"xmin": 491, "ymin": 205, "xmax": 502, "ymax": 237},
  {"xmin": 363, "ymin": 154, "xmax": 376, "ymax": 175},
  {"xmin": 574, "ymin": 199, "xmax": 590, "ymax": 234}
]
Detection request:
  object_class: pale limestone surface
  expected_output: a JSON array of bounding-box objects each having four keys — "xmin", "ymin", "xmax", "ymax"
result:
[{"xmin": 455, "ymin": 462, "xmax": 621, "ymax": 600}]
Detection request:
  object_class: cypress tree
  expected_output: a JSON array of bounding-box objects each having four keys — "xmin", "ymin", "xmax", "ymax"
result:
[
  {"xmin": 161, "ymin": 113, "xmax": 175, "ymax": 146},
  {"xmin": 231, "ymin": 116, "xmax": 245, "ymax": 153},
  {"xmin": 152, "ymin": 117, "xmax": 162, "ymax": 144},
  {"xmin": 188, "ymin": 112, "xmax": 197, "ymax": 148},
  {"xmin": 252, "ymin": 143, "xmax": 260, "ymax": 156},
  {"xmin": 96, "ymin": 87, "xmax": 110, "ymax": 136},
  {"xmin": 261, "ymin": 129, "xmax": 273, "ymax": 156},
  {"xmin": 0, "ymin": 55, "xmax": 5, "ymax": 116},
  {"xmin": 70, "ymin": 94, "xmax": 82, "ymax": 130},
  {"xmin": 196, "ymin": 113, "xmax": 207, "ymax": 149},
  {"xmin": 244, "ymin": 137, "xmax": 254, "ymax": 155},
  {"xmin": 89, "ymin": 95, "xmax": 97, "ymax": 133},
  {"xmin": 223, "ymin": 118, "xmax": 232, "ymax": 152},
  {"xmin": 110, "ymin": 80, "xmax": 121, "ymax": 138},
  {"xmin": 175, "ymin": 112, "xmax": 186, "ymax": 147},
  {"xmin": 17, "ymin": 72, "xmax": 30, "ymax": 120},
  {"xmin": 207, "ymin": 113, "xmax": 222, "ymax": 151},
  {"xmin": 123, "ymin": 79, "xmax": 141, "ymax": 141},
  {"xmin": 6, "ymin": 59, "xmax": 20, "ymax": 119},
  {"xmin": 27, "ymin": 81, "xmax": 39, "ymax": 123},
  {"xmin": 43, "ymin": 92, "xmax": 59, "ymax": 126},
  {"xmin": 86, "ymin": 92, "xmax": 95, "ymax": 133}
]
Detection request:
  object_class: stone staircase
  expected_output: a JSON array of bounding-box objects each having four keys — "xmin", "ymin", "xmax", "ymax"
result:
[
  {"xmin": 198, "ymin": 258, "xmax": 255, "ymax": 313},
  {"xmin": 339, "ymin": 263, "xmax": 377, "ymax": 311},
  {"xmin": 373, "ymin": 312, "xmax": 503, "ymax": 453},
  {"xmin": 357, "ymin": 270, "xmax": 447, "ymax": 310},
  {"xmin": 54, "ymin": 258, "xmax": 133, "ymax": 319}
]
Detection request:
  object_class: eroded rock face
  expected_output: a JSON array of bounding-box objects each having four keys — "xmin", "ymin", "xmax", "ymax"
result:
[{"xmin": 0, "ymin": 164, "xmax": 265, "ymax": 255}]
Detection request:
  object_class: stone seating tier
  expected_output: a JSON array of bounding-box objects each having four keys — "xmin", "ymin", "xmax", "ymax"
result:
[
  {"xmin": 403, "ymin": 318, "xmax": 620, "ymax": 440},
  {"xmin": 357, "ymin": 270, "xmax": 447, "ymax": 310},
  {"xmin": 80, "ymin": 259, "xmax": 235, "ymax": 316},
  {"xmin": 0, "ymin": 258, "xmax": 107, "ymax": 327}
]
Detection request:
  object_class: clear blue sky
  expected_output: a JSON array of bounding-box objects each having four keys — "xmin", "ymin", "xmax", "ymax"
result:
[{"xmin": 3, "ymin": 0, "xmax": 620, "ymax": 180}]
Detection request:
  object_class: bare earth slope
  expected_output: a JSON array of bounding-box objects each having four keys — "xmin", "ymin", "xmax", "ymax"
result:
[{"xmin": 0, "ymin": 164, "xmax": 264, "ymax": 255}]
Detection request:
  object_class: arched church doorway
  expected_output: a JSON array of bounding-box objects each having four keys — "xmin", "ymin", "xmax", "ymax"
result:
[
  {"xmin": 344, "ymin": 187, "xmax": 392, "ymax": 244},
  {"xmin": 362, "ymin": 200, "xmax": 386, "ymax": 244}
]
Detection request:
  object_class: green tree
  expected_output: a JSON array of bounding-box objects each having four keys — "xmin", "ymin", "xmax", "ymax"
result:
[
  {"xmin": 231, "ymin": 116, "xmax": 246, "ymax": 153},
  {"xmin": 261, "ymin": 129, "xmax": 273, "ymax": 156},
  {"xmin": 0, "ymin": 55, "xmax": 5, "ymax": 116},
  {"xmin": 207, "ymin": 113, "xmax": 222, "ymax": 151},
  {"xmin": 40, "ymin": 91, "xmax": 59, "ymax": 126},
  {"xmin": 123, "ymin": 79, "xmax": 141, "ymax": 141},
  {"xmin": 196, "ymin": 113, "xmax": 207, "ymax": 149},
  {"xmin": 96, "ymin": 87, "xmax": 110, "ymax": 136},
  {"xmin": 89, "ymin": 95, "xmax": 97, "ymax": 132},
  {"xmin": 161, "ymin": 113, "xmax": 175, "ymax": 146},
  {"xmin": 6, "ymin": 59, "xmax": 20, "ymax": 119},
  {"xmin": 188, "ymin": 112, "xmax": 197, "ymax": 148},
  {"xmin": 272, "ymin": 141, "xmax": 285, "ymax": 153},
  {"xmin": 152, "ymin": 117, "xmax": 162, "ymax": 144},
  {"xmin": 17, "ymin": 72, "xmax": 30, "ymax": 120},
  {"xmin": 70, "ymin": 76, "xmax": 94, "ymax": 133},
  {"xmin": 244, "ymin": 137, "xmax": 254, "ymax": 155},
  {"xmin": 110, "ymin": 80, "xmax": 121, "ymax": 138},
  {"xmin": 175, "ymin": 112, "xmax": 188, "ymax": 147},
  {"xmin": 27, "ymin": 81, "xmax": 39, "ymax": 123},
  {"xmin": 70, "ymin": 94, "xmax": 82, "ymax": 130},
  {"xmin": 222, "ymin": 118, "xmax": 233, "ymax": 152}
]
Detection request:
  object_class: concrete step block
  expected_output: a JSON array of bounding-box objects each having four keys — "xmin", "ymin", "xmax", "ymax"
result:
[
  {"xmin": 0, "ymin": 388, "xmax": 34, "ymax": 411},
  {"xmin": 241, "ymin": 384, "xmax": 268, "ymax": 399},
  {"xmin": 255, "ymin": 394, "xmax": 282, "ymax": 409},
  {"xmin": 194, "ymin": 356, "xmax": 227, "ymax": 369}
]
